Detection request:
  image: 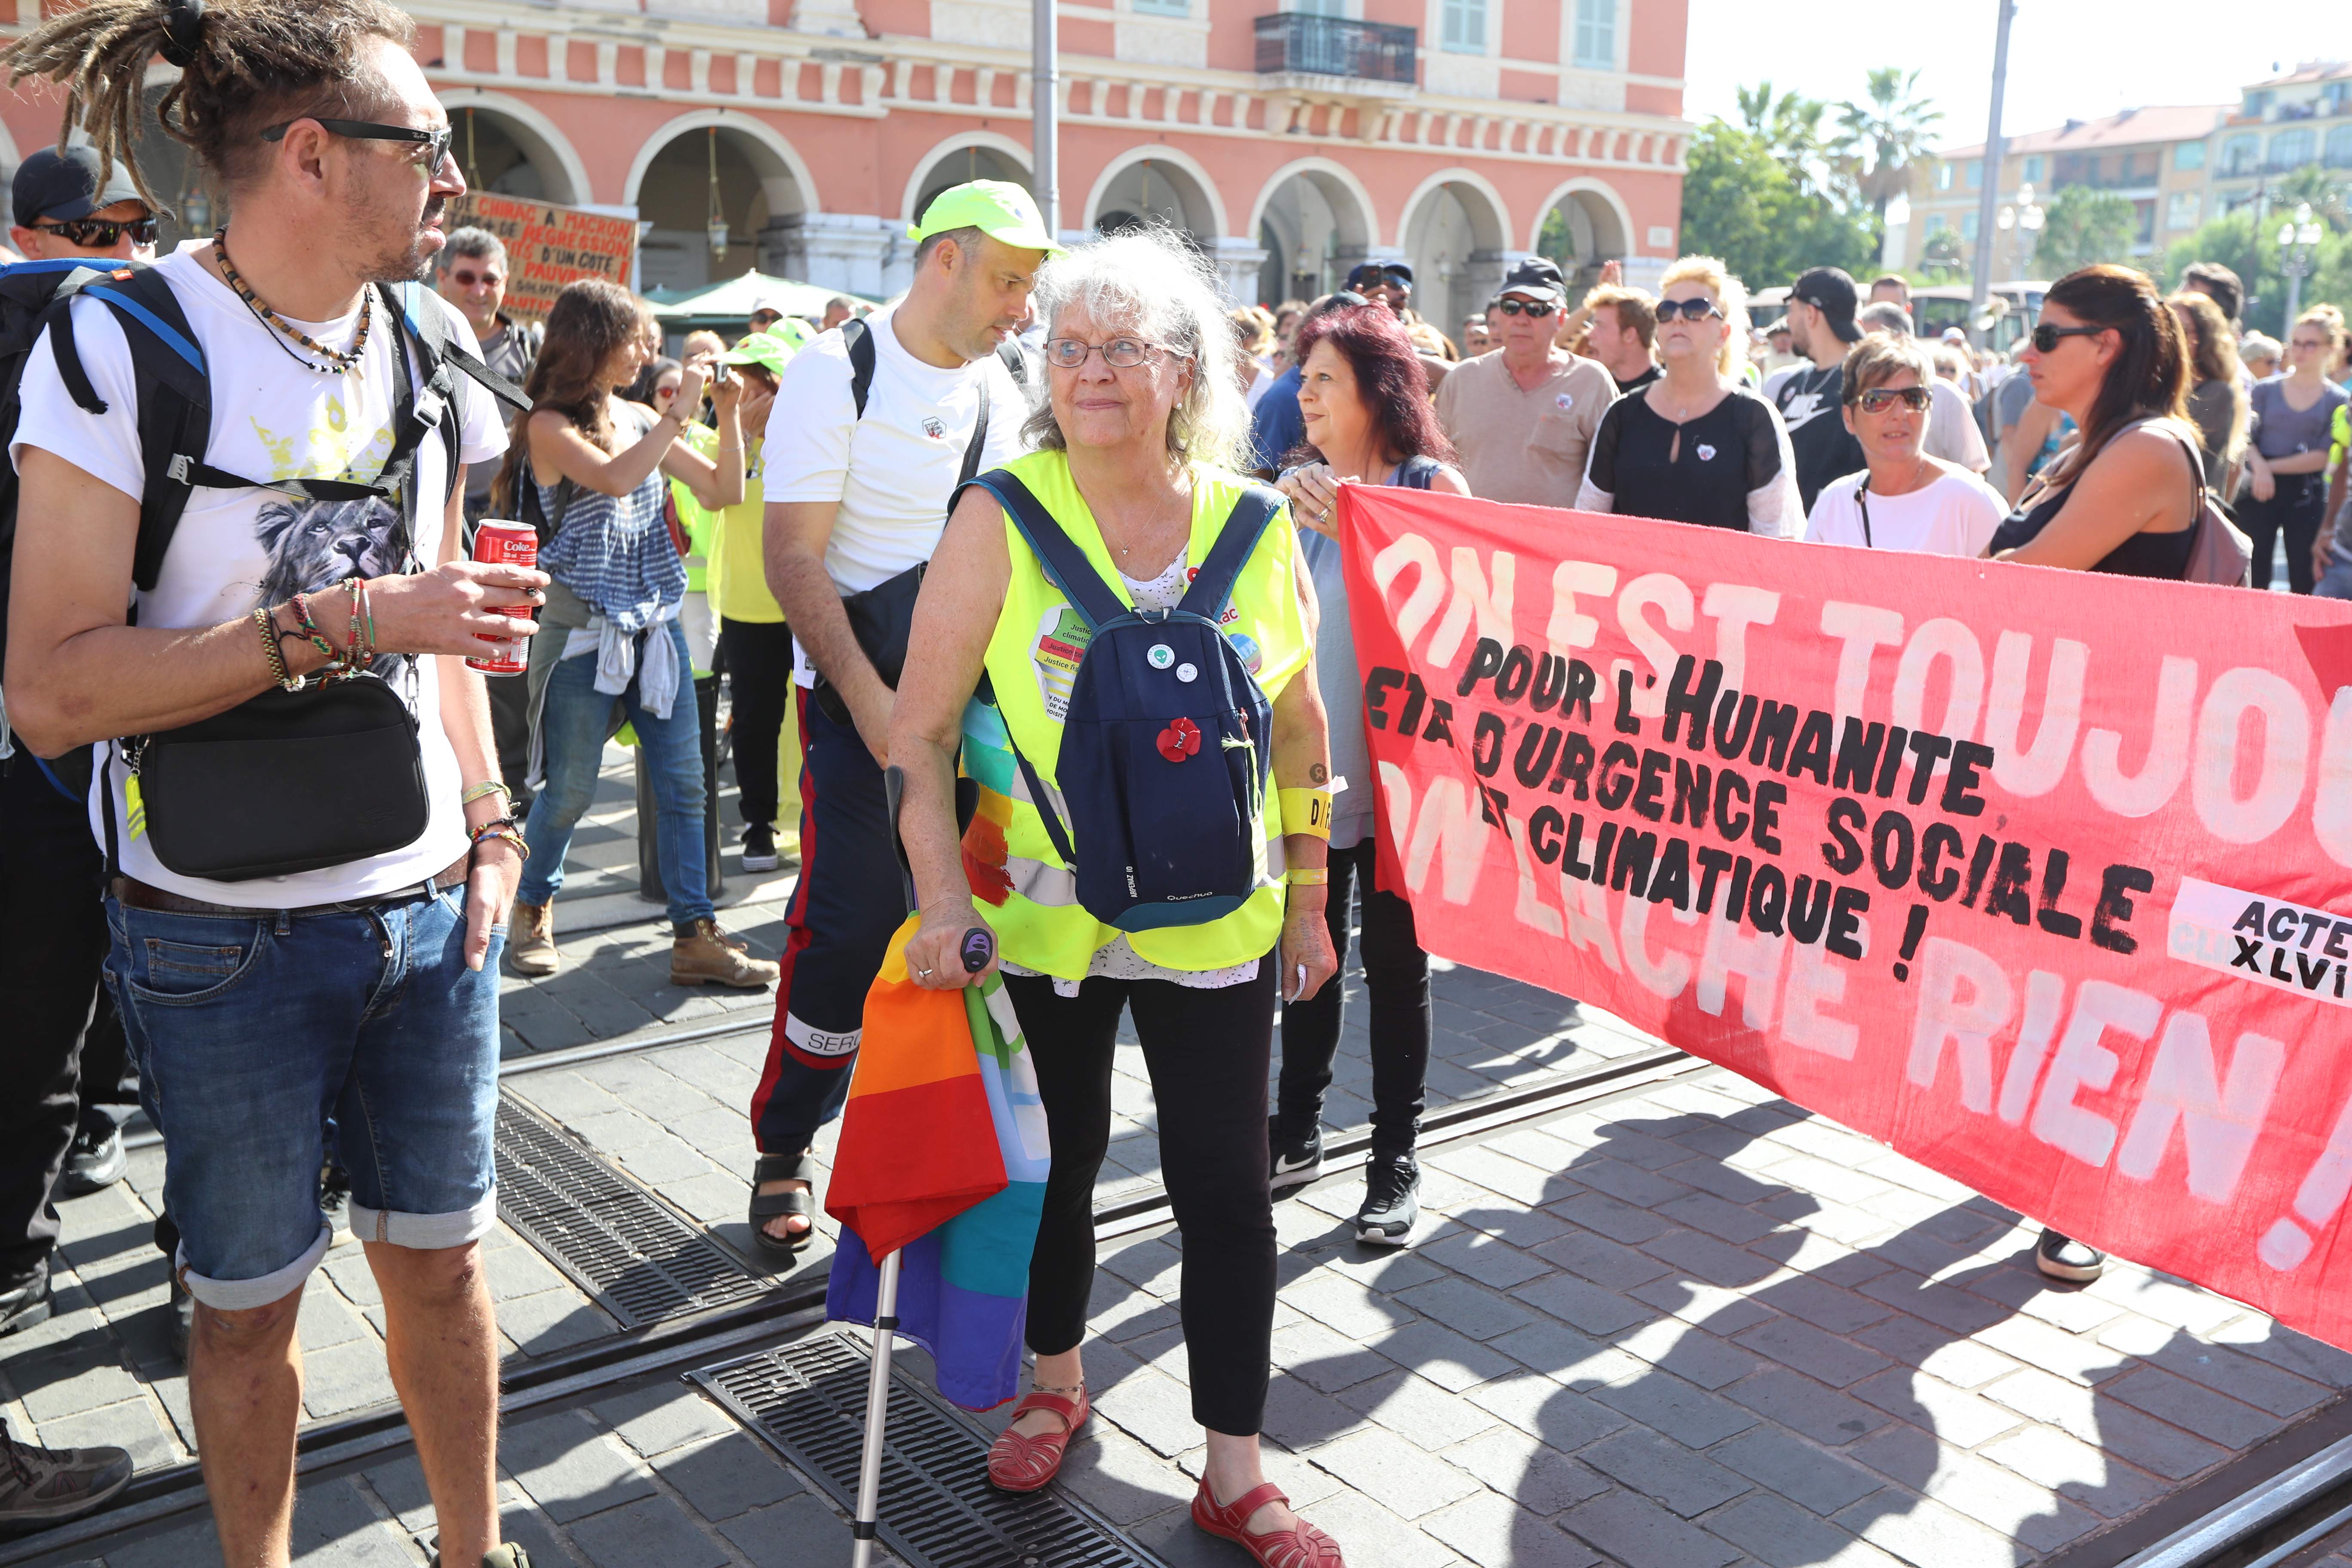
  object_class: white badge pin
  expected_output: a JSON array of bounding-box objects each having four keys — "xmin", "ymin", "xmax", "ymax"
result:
[
  {"xmin": 1148, "ymin": 644, "xmax": 1175, "ymax": 669},
  {"xmin": 1556, "ymin": 393, "xmax": 1575, "ymax": 411},
  {"xmin": 1697, "ymin": 443, "xmax": 1717, "ymax": 462},
  {"xmin": 1176, "ymin": 662, "xmax": 1198, "ymax": 683}
]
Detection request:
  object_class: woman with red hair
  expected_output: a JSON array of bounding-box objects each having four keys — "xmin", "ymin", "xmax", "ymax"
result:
[{"xmin": 1268, "ymin": 304, "xmax": 1468, "ymax": 1245}]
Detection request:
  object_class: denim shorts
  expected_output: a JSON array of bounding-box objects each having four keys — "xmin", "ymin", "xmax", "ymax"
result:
[{"xmin": 103, "ymin": 882, "xmax": 503, "ymax": 1310}]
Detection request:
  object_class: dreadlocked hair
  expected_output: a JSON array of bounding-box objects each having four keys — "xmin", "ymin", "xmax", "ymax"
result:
[{"xmin": 0, "ymin": 0, "xmax": 417, "ymax": 216}]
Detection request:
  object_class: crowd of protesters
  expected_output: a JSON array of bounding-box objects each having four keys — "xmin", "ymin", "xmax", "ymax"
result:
[{"xmin": 0, "ymin": 2, "xmax": 2347, "ymax": 1563}]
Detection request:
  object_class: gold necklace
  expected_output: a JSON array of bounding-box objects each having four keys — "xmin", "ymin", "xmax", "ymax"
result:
[{"xmin": 212, "ymin": 231, "xmax": 371, "ymax": 375}]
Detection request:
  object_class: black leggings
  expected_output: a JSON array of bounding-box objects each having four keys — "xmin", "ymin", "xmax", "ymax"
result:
[
  {"xmin": 1007, "ymin": 962, "xmax": 1278, "ymax": 1437},
  {"xmin": 1277, "ymin": 837, "xmax": 1431, "ymax": 1157},
  {"xmin": 719, "ymin": 618, "xmax": 795, "ymax": 828},
  {"xmin": 2241, "ymin": 471, "xmax": 2326, "ymax": 594}
]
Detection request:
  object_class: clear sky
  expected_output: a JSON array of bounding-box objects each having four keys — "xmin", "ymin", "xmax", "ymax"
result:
[{"xmin": 1682, "ymin": 0, "xmax": 2331, "ymax": 153}]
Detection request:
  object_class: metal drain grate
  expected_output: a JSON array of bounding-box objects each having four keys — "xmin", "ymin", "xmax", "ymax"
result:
[
  {"xmin": 694, "ymin": 1335, "xmax": 1167, "ymax": 1568},
  {"xmin": 494, "ymin": 1093, "xmax": 772, "ymax": 1327}
]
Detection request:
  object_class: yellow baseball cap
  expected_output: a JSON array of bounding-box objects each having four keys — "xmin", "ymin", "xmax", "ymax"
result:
[
  {"xmin": 718, "ymin": 328, "xmax": 801, "ymax": 377},
  {"xmin": 907, "ymin": 179, "xmax": 1065, "ymax": 256}
]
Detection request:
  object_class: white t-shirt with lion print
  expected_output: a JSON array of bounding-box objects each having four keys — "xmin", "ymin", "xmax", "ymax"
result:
[{"xmin": 12, "ymin": 241, "xmax": 507, "ymax": 907}]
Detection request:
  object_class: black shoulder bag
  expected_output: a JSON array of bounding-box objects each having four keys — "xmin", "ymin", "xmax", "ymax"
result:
[{"xmin": 809, "ymin": 318, "xmax": 993, "ymax": 726}]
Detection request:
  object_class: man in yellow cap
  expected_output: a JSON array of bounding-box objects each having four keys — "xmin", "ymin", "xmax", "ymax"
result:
[{"xmin": 744, "ymin": 181, "xmax": 1061, "ymax": 1254}]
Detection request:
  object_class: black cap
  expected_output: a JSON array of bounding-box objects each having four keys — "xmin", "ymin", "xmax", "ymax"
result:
[
  {"xmin": 1345, "ymin": 260, "xmax": 1414, "ymax": 291},
  {"xmin": 1790, "ymin": 266, "xmax": 1862, "ymax": 343},
  {"xmin": 12, "ymin": 146, "xmax": 147, "ymax": 228},
  {"xmin": 1497, "ymin": 257, "xmax": 1566, "ymax": 302}
]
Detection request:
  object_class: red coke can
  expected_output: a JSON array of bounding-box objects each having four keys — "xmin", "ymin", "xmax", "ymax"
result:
[{"xmin": 467, "ymin": 519, "xmax": 537, "ymax": 676}]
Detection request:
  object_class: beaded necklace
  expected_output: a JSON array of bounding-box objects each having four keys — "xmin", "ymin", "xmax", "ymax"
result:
[{"xmin": 211, "ymin": 230, "xmax": 371, "ymax": 375}]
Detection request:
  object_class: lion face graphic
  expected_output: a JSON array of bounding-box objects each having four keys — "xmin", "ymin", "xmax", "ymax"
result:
[{"xmin": 253, "ymin": 496, "xmax": 413, "ymax": 681}]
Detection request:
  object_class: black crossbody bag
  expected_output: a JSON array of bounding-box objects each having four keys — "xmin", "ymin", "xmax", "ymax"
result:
[
  {"xmin": 78, "ymin": 282, "xmax": 524, "ymax": 882},
  {"xmin": 810, "ymin": 351, "xmax": 992, "ymax": 726}
]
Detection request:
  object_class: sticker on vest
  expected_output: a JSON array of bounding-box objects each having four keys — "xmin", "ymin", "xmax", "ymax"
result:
[
  {"xmin": 1226, "ymin": 631, "xmax": 1263, "ymax": 674},
  {"xmin": 1033, "ymin": 603, "xmax": 1092, "ymax": 722}
]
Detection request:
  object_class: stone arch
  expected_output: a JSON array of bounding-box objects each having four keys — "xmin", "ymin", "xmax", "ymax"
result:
[
  {"xmin": 441, "ymin": 89, "xmax": 592, "ymax": 207},
  {"xmin": 1529, "ymin": 176, "xmax": 1633, "ymax": 290},
  {"xmin": 1398, "ymin": 168, "xmax": 1515, "ymax": 337},
  {"xmin": 625, "ymin": 112, "xmax": 817, "ymax": 293},
  {"xmin": 903, "ymin": 132, "xmax": 1034, "ymax": 226},
  {"xmin": 1084, "ymin": 145, "xmax": 1228, "ymax": 244},
  {"xmin": 1248, "ymin": 157, "xmax": 1380, "ymax": 303}
]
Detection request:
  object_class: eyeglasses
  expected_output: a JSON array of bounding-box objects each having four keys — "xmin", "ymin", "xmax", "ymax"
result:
[
  {"xmin": 2030, "ymin": 322, "xmax": 2104, "ymax": 354},
  {"xmin": 31, "ymin": 215, "xmax": 157, "ymax": 248},
  {"xmin": 446, "ymin": 266, "xmax": 502, "ymax": 288},
  {"xmin": 263, "ymin": 117, "xmax": 455, "ymax": 174},
  {"xmin": 1654, "ymin": 298, "xmax": 1723, "ymax": 322},
  {"xmin": 1045, "ymin": 336, "xmax": 1168, "ymax": 369},
  {"xmin": 1853, "ymin": 386, "xmax": 1933, "ymax": 415},
  {"xmin": 1494, "ymin": 298, "xmax": 1557, "ymax": 318}
]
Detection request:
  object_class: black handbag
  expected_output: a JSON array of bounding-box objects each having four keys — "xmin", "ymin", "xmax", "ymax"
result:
[
  {"xmin": 116, "ymin": 674, "xmax": 429, "ymax": 882},
  {"xmin": 809, "ymin": 372, "xmax": 993, "ymax": 726}
]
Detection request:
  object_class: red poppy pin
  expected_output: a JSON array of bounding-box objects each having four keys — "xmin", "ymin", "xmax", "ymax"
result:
[{"xmin": 1156, "ymin": 716, "xmax": 1201, "ymax": 763}]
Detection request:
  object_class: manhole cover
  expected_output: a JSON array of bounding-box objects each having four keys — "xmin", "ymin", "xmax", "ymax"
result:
[
  {"xmin": 694, "ymin": 1335, "xmax": 1168, "ymax": 1568},
  {"xmin": 494, "ymin": 1093, "xmax": 772, "ymax": 1327}
]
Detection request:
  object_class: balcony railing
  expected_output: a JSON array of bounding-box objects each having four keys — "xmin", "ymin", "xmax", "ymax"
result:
[{"xmin": 1254, "ymin": 13, "xmax": 1418, "ymax": 85}]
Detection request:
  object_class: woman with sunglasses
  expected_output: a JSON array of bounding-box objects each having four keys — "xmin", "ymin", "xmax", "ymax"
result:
[
  {"xmin": 1574, "ymin": 255, "xmax": 1802, "ymax": 535},
  {"xmin": 2236, "ymin": 305, "xmax": 2349, "ymax": 594},
  {"xmin": 1804, "ymin": 335, "xmax": 2005, "ymax": 555}
]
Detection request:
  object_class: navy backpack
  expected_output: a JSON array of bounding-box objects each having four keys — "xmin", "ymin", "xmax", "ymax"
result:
[{"xmin": 961, "ymin": 468, "xmax": 1285, "ymax": 932}]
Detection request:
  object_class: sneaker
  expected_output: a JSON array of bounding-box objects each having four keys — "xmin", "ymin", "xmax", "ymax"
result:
[
  {"xmin": 319, "ymin": 1164, "xmax": 352, "ymax": 1244},
  {"xmin": 2035, "ymin": 1228, "xmax": 2105, "ymax": 1283},
  {"xmin": 59, "ymin": 1127, "xmax": 126, "ymax": 1197},
  {"xmin": 1268, "ymin": 1118, "xmax": 1324, "ymax": 1192},
  {"xmin": 506, "ymin": 900, "xmax": 560, "ymax": 978},
  {"xmin": 1354, "ymin": 1153, "xmax": 1421, "ymax": 1247},
  {"xmin": 741, "ymin": 822, "xmax": 780, "ymax": 873},
  {"xmin": 0, "ymin": 1418, "xmax": 132, "ymax": 1532},
  {"xmin": 0, "ymin": 1266, "xmax": 51, "ymax": 1338},
  {"xmin": 671, "ymin": 919, "xmax": 781, "ymax": 989},
  {"xmin": 428, "ymin": 1545, "xmax": 532, "ymax": 1568}
]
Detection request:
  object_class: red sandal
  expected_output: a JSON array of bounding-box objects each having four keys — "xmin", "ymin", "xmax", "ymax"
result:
[
  {"xmin": 986, "ymin": 1383, "xmax": 1088, "ymax": 1492},
  {"xmin": 1192, "ymin": 1480, "xmax": 1345, "ymax": 1568}
]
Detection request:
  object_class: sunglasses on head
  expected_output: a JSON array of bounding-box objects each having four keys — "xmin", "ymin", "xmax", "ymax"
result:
[
  {"xmin": 1654, "ymin": 297, "xmax": 1722, "ymax": 322},
  {"xmin": 34, "ymin": 215, "xmax": 157, "ymax": 248},
  {"xmin": 1853, "ymin": 386, "xmax": 1932, "ymax": 415},
  {"xmin": 1494, "ymin": 297, "xmax": 1557, "ymax": 318},
  {"xmin": 2030, "ymin": 322, "xmax": 2104, "ymax": 353}
]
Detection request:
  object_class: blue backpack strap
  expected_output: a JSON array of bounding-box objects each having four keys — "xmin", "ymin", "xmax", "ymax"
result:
[
  {"xmin": 957, "ymin": 468, "xmax": 1128, "ymax": 629},
  {"xmin": 1175, "ymin": 484, "xmax": 1284, "ymax": 622}
]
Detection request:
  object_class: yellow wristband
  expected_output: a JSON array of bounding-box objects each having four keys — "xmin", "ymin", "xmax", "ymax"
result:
[
  {"xmin": 1285, "ymin": 867, "xmax": 1329, "ymax": 886},
  {"xmin": 1278, "ymin": 787, "xmax": 1333, "ymax": 839}
]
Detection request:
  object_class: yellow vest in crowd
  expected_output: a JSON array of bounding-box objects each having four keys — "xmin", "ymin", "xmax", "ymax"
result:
[{"xmin": 958, "ymin": 447, "xmax": 1311, "ymax": 979}]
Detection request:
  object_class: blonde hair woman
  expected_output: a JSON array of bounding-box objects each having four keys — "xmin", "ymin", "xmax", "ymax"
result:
[{"xmin": 1574, "ymin": 254, "xmax": 1801, "ymax": 534}]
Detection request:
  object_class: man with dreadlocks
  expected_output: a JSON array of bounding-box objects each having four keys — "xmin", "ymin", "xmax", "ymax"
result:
[{"xmin": 1, "ymin": 3, "xmax": 543, "ymax": 1565}]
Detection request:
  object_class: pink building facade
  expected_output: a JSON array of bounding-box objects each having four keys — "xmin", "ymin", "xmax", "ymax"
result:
[{"xmin": 0, "ymin": 0, "xmax": 1688, "ymax": 329}]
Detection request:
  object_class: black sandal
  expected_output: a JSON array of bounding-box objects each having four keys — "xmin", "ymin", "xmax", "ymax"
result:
[{"xmin": 750, "ymin": 1152, "xmax": 818, "ymax": 1259}]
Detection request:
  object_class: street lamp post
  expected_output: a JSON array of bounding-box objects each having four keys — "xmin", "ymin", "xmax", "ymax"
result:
[
  {"xmin": 2278, "ymin": 201, "xmax": 2323, "ymax": 325},
  {"xmin": 1967, "ymin": 0, "xmax": 2018, "ymax": 344}
]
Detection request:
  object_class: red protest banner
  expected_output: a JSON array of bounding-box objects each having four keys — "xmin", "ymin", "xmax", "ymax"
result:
[
  {"xmin": 444, "ymin": 193, "xmax": 636, "ymax": 323},
  {"xmin": 1336, "ymin": 485, "xmax": 2352, "ymax": 1344}
]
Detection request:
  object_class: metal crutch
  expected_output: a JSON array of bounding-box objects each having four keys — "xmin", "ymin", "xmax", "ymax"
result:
[{"xmin": 851, "ymin": 769, "xmax": 996, "ymax": 1568}]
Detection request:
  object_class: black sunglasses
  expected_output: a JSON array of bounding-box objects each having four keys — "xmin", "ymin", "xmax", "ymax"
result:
[
  {"xmin": 33, "ymin": 215, "xmax": 157, "ymax": 248},
  {"xmin": 262, "ymin": 117, "xmax": 454, "ymax": 173},
  {"xmin": 1494, "ymin": 298, "xmax": 1557, "ymax": 318},
  {"xmin": 1853, "ymin": 386, "xmax": 1932, "ymax": 414},
  {"xmin": 1655, "ymin": 298, "xmax": 1723, "ymax": 322},
  {"xmin": 2031, "ymin": 322, "xmax": 2104, "ymax": 353}
]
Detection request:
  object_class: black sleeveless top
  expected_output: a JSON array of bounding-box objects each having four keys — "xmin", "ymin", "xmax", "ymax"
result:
[
  {"xmin": 1585, "ymin": 385, "xmax": 1784, "ymax": 532},
  {"xmin": 1986, "ymin": 435, "xmax": 2200, "ymax": 581}
]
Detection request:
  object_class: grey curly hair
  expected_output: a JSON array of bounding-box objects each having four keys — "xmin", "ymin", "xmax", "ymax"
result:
[{"xmin": 1021, "ymin": 228, "xmax": 1250, "ymax": 473}]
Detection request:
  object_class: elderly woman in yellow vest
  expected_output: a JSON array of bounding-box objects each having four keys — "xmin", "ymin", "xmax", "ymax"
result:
[{"xmin": 891, "ymin": 230, "xmax": 1345, "ymax": 1568}]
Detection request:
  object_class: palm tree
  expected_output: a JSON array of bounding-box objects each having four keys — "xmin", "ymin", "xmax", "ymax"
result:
[
  {"xmin": 1734, "ymin": 81, "xmax": 1838, "ymax": 201},
  {"xmin": 1836, "ymin": 66, "xmax": 1943, "ymax": 220}
]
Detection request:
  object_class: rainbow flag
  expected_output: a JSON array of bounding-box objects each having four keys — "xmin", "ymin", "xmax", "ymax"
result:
[{"xmin": 826, "ymin": 918, "xmax": 1049, "ymax": 1410}]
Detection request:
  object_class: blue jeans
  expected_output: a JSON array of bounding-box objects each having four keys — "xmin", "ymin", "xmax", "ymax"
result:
[
  {"xmin": 521, "ymin": 619, "xmax": 714, "ymax": 927},
  {"xmin": 2319, "ymin": 554, "xmax": 2352, "ymax": 600},
  {"xmin": 103, "ymin": 884, "xmax": 502, "ymax": 1310}
]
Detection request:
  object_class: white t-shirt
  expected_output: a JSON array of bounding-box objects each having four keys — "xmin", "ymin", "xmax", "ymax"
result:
[
  {"xmin": 1805, "ymin": 466, "xmax": 2007, "ymax": 557},
  {"xmin": 12, "ymin": 244, "xmax": 506, "ymax": 907}
]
